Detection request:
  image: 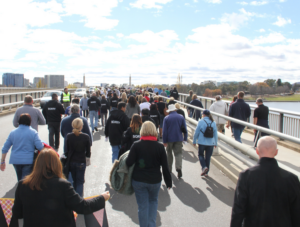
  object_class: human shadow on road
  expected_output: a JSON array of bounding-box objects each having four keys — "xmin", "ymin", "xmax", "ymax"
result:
[
  {"xmin": 202, "ymin": 177, "xmax": 235, "ymax": 207},
  {"xmin": 279, "ymin": 161, "xmax": 300, "ymax": 172},
  {"xmin": 182, "ymin": 149, "xmax": 198, "ymax": 163},
  {"xmin": 105, "ymin": 182, "xmax": 167, "ymax": 226},
  {"xmin": 1, "ymin": 183, "xmax": 18, "ymax": 198},
  {"xmin": 92, "ymin": 131, "xmax": 101, "ymax": 141},
  {"xmin": 172, "ymin": 174, "xmax": 210, "ymax": 212}
]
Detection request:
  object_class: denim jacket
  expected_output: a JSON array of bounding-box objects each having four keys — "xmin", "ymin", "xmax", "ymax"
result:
[{"xmin": 193, "ymin": 117, "xmax": 218, "ymax": 146}]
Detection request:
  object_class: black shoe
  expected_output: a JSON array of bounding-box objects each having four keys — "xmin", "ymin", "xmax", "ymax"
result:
[
  {"xmin": 94, "ymin": 127, "xmax": 98, "ymax": 131},
  {"xmin": 176, "ymin": 169, "xmax": 182, "ymax": 179},
  {"xmin": 92, "ymin": 130, "xmax": 94, "ymax": 133}
]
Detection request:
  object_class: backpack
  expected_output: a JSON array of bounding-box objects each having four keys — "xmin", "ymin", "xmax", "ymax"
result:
[{"xmin": 201, "ymin": 120, "xmax": 214, "ymax": 138}]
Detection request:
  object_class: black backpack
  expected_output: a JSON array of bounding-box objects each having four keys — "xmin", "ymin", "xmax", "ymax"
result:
[{"xmin": 201, "ymin": 120, "xmax": 214, "ymax": 138}]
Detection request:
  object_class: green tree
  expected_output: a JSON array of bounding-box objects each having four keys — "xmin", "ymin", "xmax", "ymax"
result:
[
  {"xmin": 276, "ymin": 79, "xmax": 282, "ymax": 87},
  {"xmin": 264, "ymin": 79, "xmax": 276, "ymax": 88},
  {"xmin": 283, "ymin": 82, "xmax": 292, "ymax": 90}
]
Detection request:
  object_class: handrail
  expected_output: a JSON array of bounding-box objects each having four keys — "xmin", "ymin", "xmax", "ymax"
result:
[
  {"xmin": 185, "ymin": 116, "xmax": 300, "ymax": 179},
  {"xmin": 151, "ymin": 93, "xmax": 300, "ymax": 144},
  {"xmin": 178, "ymin": 93, "xmax": 300, "ymax": 117},
  {"xmin": 0, "ymin": 89, "xmax": 76, "ymax": 97}
]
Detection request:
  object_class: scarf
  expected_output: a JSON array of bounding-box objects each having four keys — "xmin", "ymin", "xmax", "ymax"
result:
[{"xmin": 140, "ymin": 136, "xmax": 157, "ymax": 141}]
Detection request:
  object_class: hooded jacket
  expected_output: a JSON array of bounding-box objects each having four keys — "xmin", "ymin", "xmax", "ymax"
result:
[
  {"xmin": 209, "ymin": 100, "xmax": 229, "ymax": 124},
  {"xmin": 149, "ymin": 109, "xmax": 161, "ymax": 128},
  {"xmin": 110, "ymin": 96, "xmax": 119, "ymax": 108},
  {"xmin": 87, "ymin": 96, "xmax": 101, "ymax": 111},
  {"xmin": 100, "ymin": 98, "xmax": 109, "ymax": 114},
  {"xmin": 170, "ymin": 88, "xmax": 179, "ymax": 100},
  {"xmin": 105, "ymin": 109, "xmax": 130, "ymax": 145}
]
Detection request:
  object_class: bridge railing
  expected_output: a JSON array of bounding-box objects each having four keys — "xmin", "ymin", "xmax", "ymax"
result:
[{"xmin": 178, "ymin": 93, "xmax": 300, "ymax": 138}]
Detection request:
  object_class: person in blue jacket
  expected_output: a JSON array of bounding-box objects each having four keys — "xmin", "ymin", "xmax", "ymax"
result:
[{"xmin": 193, "ymin": 109, "xmax": 218, "ymax": 177}]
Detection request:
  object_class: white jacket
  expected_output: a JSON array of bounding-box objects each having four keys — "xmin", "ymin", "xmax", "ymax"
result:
[{"xmin": 209, "ymin": 100, "xmax": 229, "ymax": 124}]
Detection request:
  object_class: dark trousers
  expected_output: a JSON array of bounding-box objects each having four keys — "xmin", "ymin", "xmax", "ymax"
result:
[
  {"xmin": 83, "ymin": 109, "xmax": 89, "ymax": 118},
  {"xmin": 48, "ymin": 122, "xmax": 61, "ymax": 149},
  {"xmin": 13, "ymin": 164, "xmax": 33, "ymax": 181}
]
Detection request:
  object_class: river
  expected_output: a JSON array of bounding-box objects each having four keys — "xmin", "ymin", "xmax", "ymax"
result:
[{"xmin": 247, "ymin": 102, "xmax": 300, "ymax": 113}]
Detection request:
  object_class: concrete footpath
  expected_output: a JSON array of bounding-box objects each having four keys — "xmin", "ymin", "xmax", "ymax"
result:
[{"xmin": 0, "ymin": 109, "xmax": 236, "ymax": 227}]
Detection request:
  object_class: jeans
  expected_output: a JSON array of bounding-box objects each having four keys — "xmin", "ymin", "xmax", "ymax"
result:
[
  {"xmin": 159, "ymin": 115, "xmax": 164, "ymax": 129},
  {"xmin": 233, "ymin": 127, "xmax": 244, "ymax": 143},
  {"xmin": 198, "ymin": 145, "xmax": 214, "ymax": 174},
  {"xmin": 69, "ymin": 162, "xmax": 86, "ymax": 197},
  {"xmin": 100, "ymin": 113, "xmax": 107, "ymax": 126},
  {"xmin": 111, "ymin": 145, "xmax": 121, "ymax": 163},
  {"xmin": 89, "ymin": 110, "xmax": 98, "ymax": 131},
  {"xmin": 188, "ymin": 110, "xmax": 193, "ymax": 118},
  {"xmin": 83, "ymin": 109, "xmax": 89, "ymax": 118},
  {"xmin": 132, "ymin": 180, "xmax": 161, "ymax": 227},
  {"xmin": 48, "ymin": 122, "xmax": 61, "ymax": 149},
  {"xmin": 166, "ymin": 141, "xmax": 182, "ymax": 172},
  {"xmin": 13, "ymin": 164, "xmax": 33, "ymax": 181}
]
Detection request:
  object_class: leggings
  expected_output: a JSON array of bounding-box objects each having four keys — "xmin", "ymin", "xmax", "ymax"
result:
[{"xmin": 83, "ymin": 110, "xmax": 89, "ymax": 118}]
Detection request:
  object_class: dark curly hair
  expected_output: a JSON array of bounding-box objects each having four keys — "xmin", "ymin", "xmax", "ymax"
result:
[{"xmin": 128, "ymin": 95, "xmax": 137, "ymax": 108}]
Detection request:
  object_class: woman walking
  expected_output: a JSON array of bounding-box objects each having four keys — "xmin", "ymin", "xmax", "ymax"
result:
[
  {"xmin": 80, "ymin": 93, "xmax": 89, "ymax": 119},
  {"xmin": 66, "ymin": 118, "xmax": 91, "ymax": 196},
  {"xmin": 1, "ymin": 114, "xmax": 44, "ymax": 181},
  {"xmin": 119, "ymin": 114, "xmax": 143, "ymax": 158},
  {"xmin": 193, "ymin": 110, "xmax": 218, "ymax": 177},
  {"xmin": 100, "ymin": 95, "xmax": 109, "ymax": 127},
  {"xmin": 126, "ymin": 121, "xmax": 172, "ymax": 227},
  {"xmin": 120, "ymin": 92, "xmax": 127, "ymax": 103},
  {"xmin": 149, "ymin": 103, "xmax": 160, "ymax": 133},
  {"xmin": 13, "ymin": 148, "xmax": 110, "ymax": 227},
  {"xmin": 125, "ymin": 96, "xmax": 141, "ymax": 120}
]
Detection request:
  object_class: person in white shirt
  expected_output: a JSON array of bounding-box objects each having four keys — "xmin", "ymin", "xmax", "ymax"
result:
[
  {"xmin": 209, "ymin": 95, "xmax": 229, "ymax": 133},
  {"xmin": 139, "ymin": 98, "xmax": 150, "ymax": 116}
]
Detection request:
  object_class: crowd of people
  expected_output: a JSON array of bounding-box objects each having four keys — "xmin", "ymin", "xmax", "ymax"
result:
[{"xmin": 1, "ymin": 85, "xmax": 299, "ymax": 227}]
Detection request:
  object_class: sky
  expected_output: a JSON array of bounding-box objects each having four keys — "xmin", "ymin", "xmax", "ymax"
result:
[{"xmin": 0, "ymin": 0, "xmax": 299, "ymax": 86}]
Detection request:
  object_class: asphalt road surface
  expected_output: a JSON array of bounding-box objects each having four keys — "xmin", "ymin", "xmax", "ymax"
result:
[{"xmin": 0, "ymin": 109, "xmax": 236, "ymax": 227}]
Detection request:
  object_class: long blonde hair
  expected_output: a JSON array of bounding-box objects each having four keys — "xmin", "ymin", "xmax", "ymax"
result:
[
  {"xmin": 72, "ymin": 118, "xmax": 83, "ymax": 136},
  {"xmin": 121, "ymin": 92, "xmax": 127, "ymax": 102}
]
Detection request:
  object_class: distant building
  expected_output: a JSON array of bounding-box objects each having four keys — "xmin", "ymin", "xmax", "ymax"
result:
[
  {"xmin": 2, "ymin": 73, "xmax": 24, "ymax": 87},
  {"xmin": 44, "ymin": 75, "xmax": 64, "ymax": 88},
  {"xmin": 24, "ymin": 78, "xmax": 29, "ymax": 87},
  {"xmin": 33, "ymin": 77, "xmax": 45, "ymax": 87},
  {"xmin": 73, "ymin": 82, "xmax": 83, "ymax": 88},
  {"xmin": 100, "ymin": 83, "xmax": 109, "ymax": 87},
  {"xmin": 217, "ymin": 81, "xmax": 238, "ymax": 86},
  {"xmin": 129, "ymin": 75, "xmax": 131, "ymax": 86},
  {"xmin": 64, "ymin": 81, "xmax": 68, "ymax": 87},
  {"xmin": 83, "ymin": 74, "xmax": 86, "ymax": 87},
  {"xmin": 200, "ymin": 80, "xmax": 217, "ymax": 86}
]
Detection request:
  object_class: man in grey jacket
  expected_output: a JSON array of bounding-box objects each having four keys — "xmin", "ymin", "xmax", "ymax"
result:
[
  {"xmin": 209, "ymin": 95, "xmax": 229, "ymax": 133},
  {"xmin": 13, "ymin": 95, "xmax": 46, "ymax": 131}
]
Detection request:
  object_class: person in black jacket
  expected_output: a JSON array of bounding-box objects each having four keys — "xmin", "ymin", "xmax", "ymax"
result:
[
  {"xmin": 126, "ymin": 121, "xmax": 172, "ymax": 227},
  {"xmin": 141, "ymin": 108, "xmax": 156, "ymax": 125},
  {"xmin": 66, "ymin": 118, "xmax": 91, "ymax": 197},
  {"xmin": 42, "ymin": 93, "xmax": 65, "ymax": 151},
  {"xmin": 12, "ymin": 148, "xmax": 110, "ymax": 227},
  {"xmin": 118, "ymin": 114, "xmax": 142, "ymax": 158},
  {"xmin": 88, "ymin": 92, "xmax": 101, "ymax": 133},
  {"xmin": 170, "ymin": 86, "xmax": 179, "ymax": 100},
  {"xmin": 110, "ymin": 93, "xmax": 119, "ymax": 110},
  {"xmin": 100, "ymin": 95, "xmax": 109, "ymax": 127},
  {"xmin": 149, "ymin": 103, "xmax": 160, "ymax": 130},
  {"xmin": 189, "ymin": 94, "xmax": 203, "ymax": 121},
  {"xmin": 105, "ymin": 102, "xmax": 130, "ymax": 163},
  {"xmin": 231, "ymin": 136, "xmax": 300, "ymax": 227}
]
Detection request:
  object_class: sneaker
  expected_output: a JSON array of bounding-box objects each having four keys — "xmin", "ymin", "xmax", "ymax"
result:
[
  {"xmin": 204, "ymin": 174, "xmax": 209, "ymax": 177},
  {"xmin": 176, "ymin": 169, "xmax": 182, "ymax": 179},
  {"xmin": 201, "ymin": 167, "xmax": 208, "ymax": 176},
  {"xmin": 94, "ymin": 127, "xmax": 98, "ymax": 132}
]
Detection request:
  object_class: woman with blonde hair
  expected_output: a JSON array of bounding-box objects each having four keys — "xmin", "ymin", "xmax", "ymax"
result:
[
  {"xmin": 13, "ymin": 148, "xmax": 110, "ymax": 227},
  {"xmin": 126, "ymin": 121, "xmax": 172, "ymax": 227},
  {"xmin": 144, "ymin": 92, "xmax": 150, "ymax": 102},
  {"xmin": 175, "ymin": 103, "xmax": 185, "ymax": 118},
  {"xmin": 65, "ymin": 118, "xmax": 91, "ymax": 196},
  {"xmin": 138, "ymin": 95, "xmax": 143, "ymax": 104},
  {"xmin": 120, "ymin": 92, "xmax": 127, "ymax": 103}
]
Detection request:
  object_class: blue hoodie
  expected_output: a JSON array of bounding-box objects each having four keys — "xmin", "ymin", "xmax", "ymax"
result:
[{"xmin": 193, "ymin": 117, "xmax": 218, "ymax": 146}]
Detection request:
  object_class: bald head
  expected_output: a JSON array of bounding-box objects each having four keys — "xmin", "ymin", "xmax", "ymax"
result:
[{"xmin": 256, "ymin": 136, "xmax": 278, "ymax": 158}]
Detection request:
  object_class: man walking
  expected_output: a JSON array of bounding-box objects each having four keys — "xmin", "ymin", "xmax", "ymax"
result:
[
  {"xmin": 229, "ymin": 91, "xmax": 251, "ymax": 143},
  {"xmin": 163, "ymin": 104, "xmax": 187, "ymax": 179},
  {"xmin": 61, "ymin": 87, "xmax": 71, "ymax": 110},
  {"xmin": 160, "ymin": 89, "xmax": 167, "ymax": 97},
  {"xmin": 88, "ymin": 92, "xmax": 101, "ymax": 133},
  {"xmin": 105, "ymin": 102, "xmax": 130, "ymax": 163},
  {"xmin": 13, "ymin": 95, "xmax": 45, "ymax": 131},
  {"xmin": 253, "ymin": 98, "xmax": 269, "ymax": 146},
  {"xmin": 231, "ymin": 136, "xmax": 300, "ymax": 227},
  {"xmin": 189, "ymin": 94, "xmax": 203, "ymax": 121},
  {"xmin": 42, "ymin": 93, "xmax": 65, "ymax": 151},
  {"xmin": 209, "ymin": 95, "xmax": 229, "ymax": 133},
  {"xmin": 170, "ymin": 86, "xmax": 179, "ymax": 100},
  {"xmin": 185, "ymin": 90, "xmax": 193, "ymax": 117}
]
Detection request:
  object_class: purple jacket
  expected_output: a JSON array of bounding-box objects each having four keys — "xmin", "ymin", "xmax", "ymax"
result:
[{"xmin": 163, "ymin": 111, "xmax": 187, "ymax": 143}]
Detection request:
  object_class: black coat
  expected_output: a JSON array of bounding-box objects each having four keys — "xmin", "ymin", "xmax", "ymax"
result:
[
  {"xmin": 42, "ymin": 100, "xmax": 65, "ymax": 123},
  {"xmin": 170, "ymin": 89, "xmax": 179, "ymax": 100},
  {"xmin": 12, "ymin": 177, "xmax": 105, "ymax": 227},
  {"xmin": 149, "ymin": 110, "xmax": 161, "ymax": 128},
  {"xmin": 87, "ymin": 96, "xmax": 101, "ymax": 111},
  {"xmin": 231, "ymin": 158, "xmax": 300, "ymax": 227},
  {"xmin": 229, "ymin": 99, "xmax": 251, "ymax": 129},
  {"xmin": 100, "ymin": 99, "xmax": 109, "ymax": 114},
  {"xmin": 118, "ymin": 126, "xmax": 141, "ymax": 158}
]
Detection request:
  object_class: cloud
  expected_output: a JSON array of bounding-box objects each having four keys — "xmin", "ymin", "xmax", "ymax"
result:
[
  {"xmin": 117, "ymin": 33, "xmax": 125, "ymax": 38},
  {"xmin": 259, "ymin": 29, "xmax": 265, "ymax": 32},
  {"xmin": 253, "ymin": 32, "xmax": 286, "ymax": 45},
  {"xmin": 63, "ymin": 0, "xmax": 119, "ymax": 30},
  {"xmin": 206, "ymin": 0, "xmax": 222, "ymax": 3},
  {"xmin": 237, "ymin": 1, "xmax": 248, "ymax": 5},
  {"xmin": 221, "ymin": 12, "xmax": 249, "ymax": 29},
  {"xmin": 273, "ymin": 16, "xmax": 291, "ymax": 27},
  {"xmin": 130, "ymin": 0, "xmax": 173, "ymax": 9},
  {"xmin": 279, "ymin": 0, "xmax": 286, "ymax": 2},
  {"xmin": 250, "ymin": 1, "xmax": 268, "ymax": 6}
]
